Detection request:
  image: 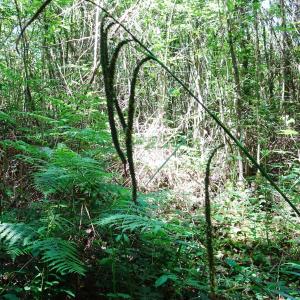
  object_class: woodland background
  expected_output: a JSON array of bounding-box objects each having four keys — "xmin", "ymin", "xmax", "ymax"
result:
[{"xmin": 0, "ymin": 0, "xmax": 299, "ymax": 299}]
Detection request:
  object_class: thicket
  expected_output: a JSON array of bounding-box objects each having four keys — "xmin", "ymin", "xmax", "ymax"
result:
[{"xmin": 0, "ymin": 0, "xmax": 299, "ymax": 299}]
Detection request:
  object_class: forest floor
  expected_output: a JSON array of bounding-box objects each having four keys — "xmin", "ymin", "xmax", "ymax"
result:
[{"xmin": 1, "ymin": 110, "xmax": 299, "ymax": 300}]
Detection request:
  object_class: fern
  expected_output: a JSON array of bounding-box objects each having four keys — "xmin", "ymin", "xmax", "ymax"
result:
[
  {"xmin": 0, "ymin": 111, "xmax": 16, "ymax": 126},
  {"xmin": 59, "ymin": 127, "xmax": 110, "ymax": 146},
  {"xmin": 0, "ymin": 223, "xmax": 36, "ymax": 246},
  {"xmin": 14, "ymin": 111, "xmax": 60, "ymax": 126},
  {"xmin": 0, "ymin": 223, "xmax": 36, "ymax": 260},
  {"xmin": 35, "ymin": 165, "xmax": 74, "ymax": 194},
  {"xmin": 0, "ymin": 140, "xmax": 49, "ymax": 162},
  {"xmin": 96, "ymin": 200, "xmax": 183, "ymax": 236},
  {"xmin": 32, "ymin": 238, "xmax": 85, "ymax": 276},
  {"xmin": 97, "ymin": 214, "xmax": 167, "ymax": 234},
  {"xmin": 0, "ymin": 223, "xmax": 86, "ymax": 276},
  {"xmin": 35, "ymin": 144, "xmax": 110, "ymax": 195}
]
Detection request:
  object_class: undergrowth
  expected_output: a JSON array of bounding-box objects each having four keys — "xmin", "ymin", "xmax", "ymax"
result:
[{"xmin": 0, "ymin": 107, "xmax": 299, "ymax": 300}]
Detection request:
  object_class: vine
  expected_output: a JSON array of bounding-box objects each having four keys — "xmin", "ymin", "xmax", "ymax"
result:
[
  {"xmin": 100, "ymin": 16, "xmax": 151, "ymax": 203},
  {"xmin": 100, "ymin": 16, "xmax": 127, "ymax": 169},
  {"xmin": 126, "ymin": 57, "xmax": 152, "ymax": 204},
  {"xmin": 204, "ymin": 144, "xmax": 224, "ymax": 297}
]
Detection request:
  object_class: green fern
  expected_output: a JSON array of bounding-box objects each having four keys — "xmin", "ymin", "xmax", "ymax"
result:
[
  {"xmin": 35, "ymin": 144, "xmax": 110, "ymax": 195},
  {"xmin": 0, "ymin": 140, "xmax": 49, "ymax": 162},
  {"xmin": 14, "ymin": 111, "xmax": 60, "ymax": 126},
  {"xmin": 97, "ymin": 214, "xmax": 168, "ymax": 234},
  {"xmin": 0, "ymin": 223, "xmax": 86, "ymax": 276},
  {"xmin": 0, "ymin": 223, "xmax": 36, "ymax": 246},
  {"xmin": 96, "ymin": 200, "xmax": 183, "ymax": 236},
  {"xmin": 58, "ymin": 127, "xmax": 111, "ymax": 146},
  {"xmin": 32, "ymin": 238, "xmax": 86, "ymax": 276},
  {"xmin": 0, "ymin": 111, "xmax": 16, "ymax": 126},
  {"xmin": 35, "ymin": 165, "xmax": 74, "ymax": 194},
  {"xmin": 0, "ymin": 223, "xmax": 36, "ymax": 260}
]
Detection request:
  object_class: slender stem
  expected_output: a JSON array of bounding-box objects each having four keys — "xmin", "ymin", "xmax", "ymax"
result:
[
  {"xmin": 126, "ymin": 57, "xmax": 152, "ymax": 204},
  {"xmin": 205, "ymin": 144, "xmax": 224, "ymax": 296}
]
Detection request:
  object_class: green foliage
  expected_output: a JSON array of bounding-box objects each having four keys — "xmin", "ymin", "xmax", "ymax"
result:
[
  {"xmin": 1, "ymin": 140, "xmax": 49, "ymax": 165},
  {"xmin": 0, "ymin": 223, "xmax": 85, "ymax": 276},
  {"xmin": 94, "ymin": 195, "xmax": 208, "ymax": 299},
  {"xmin": 0, "ymin": 111, "xmax": 16, "ymax": 126},
  {"xmin": 155, "ymin": 273, "xmax": 178, "ymax": 287},
  {"xmin": 98, "ymin": 210, "xmax": 175, "ymax": 235},
  {"xmin": 32, "ymin": 238, "xmax": 85, "ymax": 276},
  {"xmin": 35, "ymin": 144, "xmax": 110, "ymax": 195},
  {"xmin": 1, "ymin": 0, "xmax": 300, "ymax": 299},
  {"xmin": 0, "ymin": 223, "xmax": 35, "ymax": 248}
]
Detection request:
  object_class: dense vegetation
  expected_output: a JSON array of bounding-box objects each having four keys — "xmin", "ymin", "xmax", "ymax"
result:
[{"xmin": 0, "ymin": 0, "xmax": 299, "ymax": 299}]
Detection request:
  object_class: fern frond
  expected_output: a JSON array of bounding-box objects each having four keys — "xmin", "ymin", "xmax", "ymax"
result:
[
  {"xmin": 0, "ymin": 223, "xmax": 36, "ymax": 246},
  {"xmin": 61, "ymin": 127, "xmax": 111, "ymax": 146},
  {"xmin": 0, "ymin": 223, "xmax": 36, "ymax": 260},
  {"xmin": 34, "ymin": 144, "xmax": 110, "ymax": 195},
  {"xmin": 14, "ymin": 111, "xmax": 60, "ymax": 125},
  {"xmin": 0, "ymin": 111, "xmax": 16, "ymax": 126},
  {"xmin": 96, "ymin": 213, "xmax": 176, "ymax": 235},
  {"xmin": 35, "ymin": 165, "xmax": 74, "ymax": 194},
  {"xmin": 6, "ymin": 244, "xmax": 31, "ymax": 260},
  {"xmin": 31, "ymin": 238, "xmax": 86, "ymax": 276},
  {"xmin": 0, "ymin": 140, "xmax": 49, "ymax": 161},
  {"xmin": 0, "ymin": 224, "xmax": 85, "ymax": 275}
]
